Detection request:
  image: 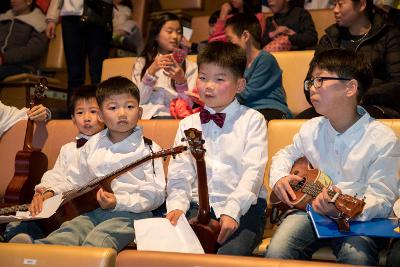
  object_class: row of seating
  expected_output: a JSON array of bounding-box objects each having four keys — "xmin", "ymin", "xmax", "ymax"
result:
[
  {"xmin": 101, "ymin": 51, "xmax": 313, "ymax": 116},
  {"xmin": 0, "ymin": 118, "xmax": 398, "ymax": 266}
]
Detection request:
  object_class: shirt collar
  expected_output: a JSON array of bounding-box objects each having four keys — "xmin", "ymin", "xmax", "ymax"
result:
[
  {"xmin": 327, "ymin": 106, "xmax": 371, "ymax": 147},
  {"xmin": 204, "ymin": 99, "xmax": 240, "ymax": 124}
]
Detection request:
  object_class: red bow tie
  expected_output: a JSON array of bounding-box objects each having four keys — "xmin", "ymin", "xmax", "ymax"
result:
[
  {"xmin": 76, "ymin": 137, "xmax": 88, "ymax": 148},
  {"xmin": 199, "ymin": 109, "xmax": 226, "ymax": 128}
]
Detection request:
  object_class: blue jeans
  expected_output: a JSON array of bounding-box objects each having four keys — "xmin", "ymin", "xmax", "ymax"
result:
[
  {"xmin": 34, "ymin": 208, "xmax": 152, "ymax": 252},
  {"xmin": 4, "ymin": 221, "xmax": 45, "ymax": 241},
  {"xmin": 386, "ymin": 239, "xmax": 400, "ymax": 267},
  {"xmin": 186, "ymin": 198, "xmax": 266, "ymax": 256},
  {"xmin": 265, "ymin": 211, "xmax": 385, "ymax": 266}
]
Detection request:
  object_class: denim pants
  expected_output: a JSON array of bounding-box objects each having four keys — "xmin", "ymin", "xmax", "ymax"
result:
[
  {"xmin": 186, "ymin": 198, "xmax": 266, "ymax": 256},
  {"xmin": 35, "ymin": 208, "xmax": 152, "ymax": 252},
  {"xmin": 4, "ymin": 221, "xmax": 45, "ymax": 241},
  {"xmin": 265, "ymin": 211, "xmax": 386, "ymax": 266},
  {"xmin": 386, "ymin": 239, "xmax": 400, "ymax": 267}
]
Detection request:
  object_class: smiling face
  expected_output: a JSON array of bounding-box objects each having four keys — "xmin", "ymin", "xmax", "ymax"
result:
[
  {"xmin": 157, "ymin": 20, "xmax": 182, "ymax": 54},
  {"xmin": 197, "ymin": 62, "xmax": 245, "ymax": 112},
  {"xmin": 98, "ymin": 93, "xmax": 142, "ymax": 143},
  {"xmin": 72, "ymin": 97, "xmax": 104, "ymax": 136}
]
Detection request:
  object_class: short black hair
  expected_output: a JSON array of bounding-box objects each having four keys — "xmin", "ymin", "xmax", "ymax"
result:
[
  {"xmin": 96, "ymin": 76, "xmax": 140, "ymax": 107},
  {"xmin": 69, "ymin": 84, "xmax": 98, "ymax": 116},
  {"xmin": 309, "ymin": 48, "xmax": 373, "ymax": 101},
  {"xmin": 208, "ymin": 10, "xmax": 220, "ymax": 25},
  {"xmin": 225, "ymin": 13, "xmax": 262, "ymax": 48},
  {"xmin": 197, "ymin": 41, "xmax": 246, "ymax": 79}
]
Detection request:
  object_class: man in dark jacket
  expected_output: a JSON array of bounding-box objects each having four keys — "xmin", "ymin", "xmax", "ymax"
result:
[{"xmin": 298, "ymin": 0, "xmax": 400, "ymax": 119}]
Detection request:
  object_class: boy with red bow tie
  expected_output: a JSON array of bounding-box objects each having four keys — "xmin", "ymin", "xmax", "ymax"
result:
[{"xmin": 166, "ymin": 41, "xmax": 268, "ymax": 255}]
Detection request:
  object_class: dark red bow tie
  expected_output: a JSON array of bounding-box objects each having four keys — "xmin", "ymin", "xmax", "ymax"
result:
[
  {"xmin": 199, "ymin": 109, "xmax": 226, "ymax": 128},
  {"xmin": 76, "ymin": 137, "xmax": 88, "ymax": 148}
]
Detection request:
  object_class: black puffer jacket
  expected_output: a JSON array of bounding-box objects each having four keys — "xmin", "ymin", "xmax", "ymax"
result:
[{"xmin": 309, "ymin": 13, "xmax": 400, "ymax": 114}]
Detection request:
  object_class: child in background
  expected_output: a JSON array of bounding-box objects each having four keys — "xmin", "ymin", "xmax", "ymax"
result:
[
  {"xmin": 265, "ymin": 49, "xmax": 398, "ymax": 266},
  {"xmin": 10, "ymin": 77, "xmax": 166, "ymax": 252},
  {"xmin": 5, "ymin": 85, "xmax": 104, "ymax": 241},
  {"xmin": 132, "ymin": 12, "xmax": 197, "ymax": 119},
  {"xmin": 262, "ymin": 0, "xmax": 318, "ymax": 51},
  {"xmin": 112, "ymin": 0, "xmax": 143, "ymax": 54},
  {"xmin": 225, "ymin": 13, "xmax": 291, "ymax": 121},
  {"xmin": 166, "ymin": 42, "xmax": 268, "ymax": 255},
  {"xmin": 209, "ymin": 0, "xmax": 264, "ymax": 43}
]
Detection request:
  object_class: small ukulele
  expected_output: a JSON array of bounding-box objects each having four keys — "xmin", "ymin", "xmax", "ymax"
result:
[
  {"xmin": 270, "ymin": 157, "xmax": 366, "ymax": 232},
  {"xmin": 183, "ymin": 128, "xmax": 221, "ymax": 253},
  {"xmin": 4, "ymin": 78, "xmax": 48, "ymax": 204}
]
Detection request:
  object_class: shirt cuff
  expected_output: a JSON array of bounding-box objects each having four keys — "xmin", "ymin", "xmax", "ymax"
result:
[
  {"xmin": 166, "ymin": 199, "xmax": 189, "ymax": 215},
  {"xmin": 222, "ymin": 200, "xmax": 241, "ymax": 223},
  {"xmin": 143, "ymin": 72, "xmax": 157, "ymax": 86},
  {"xmin": 174, "ymin": 81, "xmax": 188, "ymax": 93}
]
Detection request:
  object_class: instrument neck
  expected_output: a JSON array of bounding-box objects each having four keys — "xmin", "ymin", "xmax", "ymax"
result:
[
  {"xmin": 196, "ymin": 158, "xmax": 211, "ymax": 225},
  {"xmin": 23, "ymin": 103, "xmax": 34, "ymax": 151}
]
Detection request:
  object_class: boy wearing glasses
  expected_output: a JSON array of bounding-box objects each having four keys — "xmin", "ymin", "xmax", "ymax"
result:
[{"xmin": 265, "ymin": 49, "xmax": 399, "ymax": 266}]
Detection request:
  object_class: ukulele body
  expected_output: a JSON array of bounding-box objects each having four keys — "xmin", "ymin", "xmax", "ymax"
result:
[{"xmin": 5, "ymin": 150, "xmax": 48, "ymax": 204}]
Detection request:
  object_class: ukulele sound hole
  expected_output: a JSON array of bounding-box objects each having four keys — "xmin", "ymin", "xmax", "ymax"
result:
[{"xmin": 291, "ymin": 177, "xmax": 306, "ymax": 191}]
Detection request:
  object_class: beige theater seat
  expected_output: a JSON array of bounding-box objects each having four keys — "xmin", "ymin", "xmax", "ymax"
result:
[
  {"xmin": 0, "ymin": 243, "xmax": 116, "ymax": 267},
  {"xmin": 116, "ymin": 250, "xmax": 354, "ymax": 267}
]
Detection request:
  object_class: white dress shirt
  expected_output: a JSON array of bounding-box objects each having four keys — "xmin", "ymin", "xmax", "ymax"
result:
[
  {"xmin": 74, "ymin": 126, "xmax": 166, "ymax": 213},
  {"xmin": 131, "ymin": 57, "xmax": 198, "ymax": 119},
  {"xmin": 166, "ymin": 99, "xmax": 268, "ymax": 223},
  {"xmin": 270, "ymin": 107, "xmax": 400, "ymax": 221},
  {"xmin": 0, "ymin": 101, "xmax": 27, "ymax": 137},
  {"xmin": 35, "ymin": 134, "xmax": 92, "ymax": 195}
]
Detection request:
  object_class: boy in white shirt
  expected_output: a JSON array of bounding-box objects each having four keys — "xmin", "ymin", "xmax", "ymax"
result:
[
  {"xmin": 265, "ymin": 49, "xmax": 399, "ymax": 266},
  {"xmin": 5, "ymin": 85, "xmax": 104, "ymax": 241},
  {"xmin": 9, "ymin": 77, "xmax": 166, "ymax": 252},
  {"xmin": 0, "ymin": 101, "xmax": 50, "ymax": 137},
  {"xmin": 166, "ymin": 42, "xmax": 268, "ymax": 255}
]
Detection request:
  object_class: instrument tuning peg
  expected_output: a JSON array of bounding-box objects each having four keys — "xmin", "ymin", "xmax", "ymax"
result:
[{"xmin": 201, "ymin": 140, "xmax": 205, "ymax": 144}]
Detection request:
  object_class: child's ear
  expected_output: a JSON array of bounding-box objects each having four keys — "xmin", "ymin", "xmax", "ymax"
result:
[
  {"xmin": 242, "ymin": 30, "xmax": 250, "ymax": 42},
  {"xmin": 97, "ymin": 110, "xmax": 104, "ymax": 123},
  {"xmin": 71, "ymin": 115, "xmax": 76, "ymax": 125},
  {"xmin": 236, "ymin": 78, "xmax": 246, "ymax": 93},
  {"xmin": 345, "ymin": 79, "xmax": 358, "ymax": 98},
  {"xmin": 138, "ymin": 106, "xmax": 143, "ymax": 119}
]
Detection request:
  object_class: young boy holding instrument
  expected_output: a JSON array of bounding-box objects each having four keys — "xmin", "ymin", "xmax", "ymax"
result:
[
  {"xmin": 265, "ymin": 49, "xmax": 399, "ymax": 266},
  {"xmin": 4, "ymin": 85, "xmax": 104, "ymax": 241},
  {"xmin": 9, "ymin": 77, "xmax": 166, "ymax": 252},
  {"xmin": 166, "ymin": 42, "xmax": 268, "ymax": 255}
]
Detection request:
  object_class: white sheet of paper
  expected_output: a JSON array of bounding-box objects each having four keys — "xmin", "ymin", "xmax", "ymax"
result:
[
  {"xmin": 0, "ymin": 194, "xmax": 63, "ymax": 223},
  {"xmin": 134, "ymin": 215, "xmax": 204, "ymax": 254},
  {"xmin": 183, "ymin": 27, "xmax": 193, "ymax": 40}
]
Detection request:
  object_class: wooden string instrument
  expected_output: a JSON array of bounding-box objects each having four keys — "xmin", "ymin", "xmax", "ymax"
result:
[
  {"xmin": 4, "ymin": 78, "xmax": 48, "ymax": 204},
  {"xmin": 183, "ymin": 128, "xmax": 220, "ymax": 253},
  {"xmin": 0, "ymin": 146, "xmax": 187, "ymax": 236},
  {"xmin": 270, "ymin": 157, "xmax": 366, "ymax": 232}
]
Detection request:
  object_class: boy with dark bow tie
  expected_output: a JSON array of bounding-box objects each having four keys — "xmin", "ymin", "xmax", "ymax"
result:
[{"xmin": 166, "ymin": 41, "xmax": 268, "ymax": 256}]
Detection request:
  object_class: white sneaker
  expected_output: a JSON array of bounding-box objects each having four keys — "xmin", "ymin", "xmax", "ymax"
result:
[{"xmin": 9, "ymin": 233, "xmax": 33, "ymax": 244}]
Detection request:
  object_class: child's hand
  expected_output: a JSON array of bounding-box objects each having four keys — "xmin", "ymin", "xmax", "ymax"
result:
[
  {"xmin": 163, "ymin": 56, "xmax": 186, "ymax": 84},
  {"xmin": 220, "ymin": 2, "xmax": 232, "ymax": 19},
  {"xmin": 27, "ymin": 104, "xmax": 48, "ymax": 122},
  {"xmin": 273, "ymin": 174, "xmax": 303, "ymax": 207},
  {"xmin": 96, "ymin": 188, "xmax": 117, "ymax": 209},
  {"xmin": 312, "ymin": 187, "xmax": 342, "ymax": 217},
  {"xmin": 29, "ymin": 188, "xmax": 54, "ymax": 216},
  {"xmin": 166, "ymin": 209, "xmax": 184, "ymax": 225},
  {"xmin": 148, "ymin": 54, "xmax": 173, "ymax": 76},
  {"xmin": 217, "ymin": 215, "xmax": 238, "ymax": 244}
]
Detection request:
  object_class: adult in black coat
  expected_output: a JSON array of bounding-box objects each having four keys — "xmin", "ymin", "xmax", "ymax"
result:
[{"xmin": 298, "ymin": 0, "xmax": 400, "ymax": 119}]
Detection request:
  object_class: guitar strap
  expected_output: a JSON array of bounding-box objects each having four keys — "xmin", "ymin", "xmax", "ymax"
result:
[{"xmin": 143, "ymin": 136, "xmax": 156, "ymax": 175}]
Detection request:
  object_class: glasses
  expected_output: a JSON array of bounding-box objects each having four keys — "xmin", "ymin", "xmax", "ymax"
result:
[{"xmin": 304, "ymin": 77, "xmax": 352, "ymax": 91}]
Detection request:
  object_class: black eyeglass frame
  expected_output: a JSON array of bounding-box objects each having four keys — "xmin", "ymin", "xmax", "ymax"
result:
[{"xmin": 304, "ymin": 77, "xmax": 352, "ymax": 91}]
